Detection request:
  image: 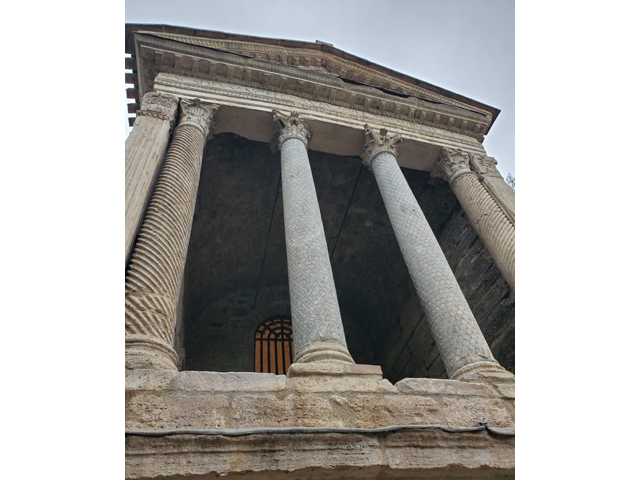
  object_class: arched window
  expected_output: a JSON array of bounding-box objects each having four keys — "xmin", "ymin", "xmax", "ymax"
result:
[{"xmin": 254, "ymin": 317, "xmax": 294, "ymax": 375}]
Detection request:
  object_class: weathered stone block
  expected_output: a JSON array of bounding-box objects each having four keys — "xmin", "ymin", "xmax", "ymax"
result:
[
  {"xmin": 126, "ymin": 392, "xmax": 228, "ymax": 430},
  {"xmin": 290, "ymin": 376, "xmax": 396, "ymax": 394},
  {"xmin": 492, "ymin": 383, "xmax": 515, "ymax": 399},
  {"xmin": 344, "ymin": 363, "xmax": 383, "ymax": 376},
  {"xmin": 177, "ymin": 394, "xmax": 229, "ymax": 429},
  {"xmin": 125, "ymin": 369, "xmax": 178, "ymax": 391},
  {"xmin": 126, "ymin": 433, "xmax": 386, "ymax": 479},
  {"xmin": 177, "ymin": 371, "xmax": 286, "ymax": 392},
  {"xmin": 343, "ymin": 395, "xmax": 441, "ymax": 427},
  {"xmin": 442, "ymin": 397, "xmax": 513, "ymax": 427},
  {"xmin": 384, "ymin": 430, "xmax": 515, "ymax": 477},
  {"xmin": 295, "ymin": 394, "xmax": 345, "ymax": 427},
  {"xmin": 231, "ymin": 394, "xmax": 296, "ymax": 428},
  {"xmin": 395, "ymin": 378, "xmax": 495, "ymax": 397},
  {"xmin": 287, "ymin": 361, "xmax": 382, "ymax": 378},
  {"xmin": 126, "ymin": 393, "xmax": 180, "ymax": 430},
  {"xmin": 458, "ymin": 368, "xmax": 515, "ymax": 385}
]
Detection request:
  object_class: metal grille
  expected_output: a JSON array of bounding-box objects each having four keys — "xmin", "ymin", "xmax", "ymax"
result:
[{"xmin": 254, "ymin": 317, "xmax": 294, "ymax": 375}]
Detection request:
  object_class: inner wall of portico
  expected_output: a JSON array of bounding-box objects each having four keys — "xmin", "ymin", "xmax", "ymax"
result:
[{"xmin": 180, "ymin": 133, "xmax": 513, "ymax": 378}]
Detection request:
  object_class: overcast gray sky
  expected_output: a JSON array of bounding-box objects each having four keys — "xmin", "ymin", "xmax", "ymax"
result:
[{"xmin": 125, "ymin": 0, "xmax": 514, "ymax": 176}]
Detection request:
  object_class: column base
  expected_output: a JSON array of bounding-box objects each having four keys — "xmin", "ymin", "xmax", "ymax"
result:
[
  {"xmin": 287, "ymin": 362, "xmax": 382, "ymax": 379},
  {"xmin": 125, "ymin": 334, "xmax": 178, "ymax": 371},
  {"xmin": 294, "ymin": 340, "xmax": 355, "ymax": 364},
  {"xmin": 451, "ymin": 361, "xmax": 514, "ymax": 383}
]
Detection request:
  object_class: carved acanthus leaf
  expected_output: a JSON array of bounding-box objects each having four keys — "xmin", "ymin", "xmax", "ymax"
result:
[
  {"xmin": 138, "ymin": 92, "xmax": 180, "ymax": 128},
  {"xmin": 177, "ymin": 98, "xmax": 219, "ymax": 138},
  {"xmin": 360, "ymin": 124, "xmax": 403, "ymax": 168},
  {"xmin": 272, "ymin": 110, "xmax": 312, "ymax": 150},
  {"xmin": 432, "ymin": 147, "xmax": 473, "ymax": 185},
  {"xmin": 469, "ymin": 154, "xmax": 502, "ymax": 180}
]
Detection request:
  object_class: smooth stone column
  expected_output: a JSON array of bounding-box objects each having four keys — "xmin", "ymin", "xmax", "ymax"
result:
[
  {"xmin": 361, "ymin": 125, "xmax": 507, "ymax": 380},
  {"xmin": 469, "ymin": 154, "xmax": 515, "ymax": 226},
  {"xmin": 125, "ymin": 92, "xmax": 179, "ymax": 266},
  {"xmin": 273, "ymin": 110, "xmax": 354, "ymax": 365},
  {"xmin": 125, "ymin": 99, "xmax": 219, "ymax": 370},
  {"xmin": 433, "ymin": 148, "xmax": 515, "ymax": 292}
]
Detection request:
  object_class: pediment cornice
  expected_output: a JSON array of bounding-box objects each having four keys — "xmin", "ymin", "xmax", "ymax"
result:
[
  {"xmin": 131, "ymin": 32, "xmax": 492, "ymax": 143},
  {"xmin": 140, "ymin": 32, "xmax": 493, "ymax": 117}
]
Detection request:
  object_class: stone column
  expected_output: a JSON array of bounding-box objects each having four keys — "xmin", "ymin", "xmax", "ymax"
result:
[
  {"xmin": 361, "ymin": 125, "xmax": 506, "ymax": 380},
  {"xmin": 125, "ymin": 92, "xmax": 179, "ymax": 266},
  {"xmin": 433, "ymin": 148, "xmax": 515, "ymax": 292},
  {"xmin": 273, "ymin": 110, "xmax": 354, "ymax": 365},
  {"xmin": 469, "ymin": 154, "xmax": 515, "ymax": 226},
  {"xmin": 125, "ymin": 99, "xmax": 219, "ymax": 370}
]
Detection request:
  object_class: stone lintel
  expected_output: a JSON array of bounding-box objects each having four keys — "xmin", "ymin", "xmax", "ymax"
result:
[{"xmin": 287, "ymin": 362, "xmax": 383, "ymax": 379}]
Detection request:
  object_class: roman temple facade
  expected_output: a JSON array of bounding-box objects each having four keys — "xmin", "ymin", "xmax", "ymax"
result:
[{"xmin": 125, "ymin": 24, "xmax": 515, "ymax": 479}]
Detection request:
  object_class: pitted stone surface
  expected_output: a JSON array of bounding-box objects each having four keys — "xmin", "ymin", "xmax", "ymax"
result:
[
  {"xmin": 370, "ymin": 151, "xmax": 497, "ymax": 377},
  {"xmin": 279, "ymin": 136, "xmax": 349, "ymax": 358}
]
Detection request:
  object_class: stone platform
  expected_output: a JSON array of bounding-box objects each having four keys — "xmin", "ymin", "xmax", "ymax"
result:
[{"xmin": 125, "ymin": 368, "xmax": 515, "ymax": 479}]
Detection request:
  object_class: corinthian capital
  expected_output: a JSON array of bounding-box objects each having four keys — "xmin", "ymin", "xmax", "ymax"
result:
[
  {"xmin": 469, "ymin": 154, "xmax": 502, "ymax": 180},
  {"xmin": 177, "ymin": 98, "xmax": 219, "ymax": 138},
  {"xmin": 272, "ymin": 110, "xmax": 312, "ymax": 149},
  {"xmin": 432, "ymin": 147, "xmax": 473, "ymax": 185},
  {"xmin": 361, "ymin": 124, "xmax": 403, "ymax": 168},
  {"xmin": 138, "ymin": 92, "xmax": 180, "ymax": 128}
]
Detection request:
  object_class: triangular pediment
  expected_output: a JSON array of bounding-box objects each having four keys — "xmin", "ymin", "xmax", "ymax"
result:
[{"xmin": 125, "ymin": 24, "xmax": 498, "ymax": 143}]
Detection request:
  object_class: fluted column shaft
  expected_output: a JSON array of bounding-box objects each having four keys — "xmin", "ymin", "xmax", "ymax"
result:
[
  {"xmin": 125, "ymin": 92, "xmax": 179, "ymax": 266},
  {"xmin": 435, "ymin": 148, "xmax": 515, "ymax": 292},
  {"xmin": 362, "ymin": 126, "xmax": 505, "ymax": 380},
  {"xmin": 469, "ymin": 154, "xmax": 515, "ymax": 226},
  {"xmin": 273, "ymin": 111, "xmax": 354, "ymax": 365},
  {"xmin": 125, "ymin": 99, "xmax": 218, "ymax": 370}
]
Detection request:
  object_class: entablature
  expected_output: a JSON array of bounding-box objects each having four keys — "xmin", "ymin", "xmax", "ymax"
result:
[{"xmin": 153, "ymin": 72, "xmax": 487, "ymax": 172}]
